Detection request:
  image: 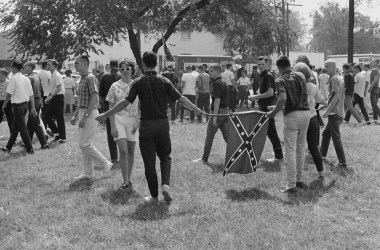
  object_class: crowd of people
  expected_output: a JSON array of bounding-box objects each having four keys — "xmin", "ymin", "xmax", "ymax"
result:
[{"xmin": 1, "ymin": 51, "xmax": 379, "ymax": 201}]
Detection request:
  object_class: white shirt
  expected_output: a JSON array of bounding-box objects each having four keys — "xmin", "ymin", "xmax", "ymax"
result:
[
  {"xmin": 181, "ymin": 73, "xmax": 197, "ymax": 95},
  {"xmin": 319, "ymin": 73, "xmax": 330, "ymax": 100},
  {"xmin": 237, "ymin": 76, "xmax": 250, "ymax": 86},
  {"xmin": 192, "ymin": 71, "xmax": 199, "ymax": 77},
  {"xmin": 49, "ymin": 70, "xmax": 65, "ymax": 95},
  {"xmin": 222, "ymin": 69, "xmax": 235, "ymax": 85},
  {"xmin": 354, "ymin": 72, "xmax": 366, "ymax": 98},
  {"xmin": 6, "ymin": 72, "xmax": 33, "ymax": 104},
  {"xmin": 306, "ymin": 81, "xmax": 324, "ymax": 118},
  {"xmin": 38, "ymin": 69, "xmax": 51, "ymax": 97}
]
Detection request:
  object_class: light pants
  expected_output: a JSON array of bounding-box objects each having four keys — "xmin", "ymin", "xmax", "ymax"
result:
[
  {"xmin": 78, "ymin": 109, "xmax": 108, "ymax": 176},
  {"xmin": 283, "ymin": 110, "xmax": 310, "ymax": 189}
]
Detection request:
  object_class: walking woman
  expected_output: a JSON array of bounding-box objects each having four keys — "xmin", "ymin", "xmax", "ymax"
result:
[{"xmin": 64, "ymin": 70, "xmax": 76, "ymax": 115}]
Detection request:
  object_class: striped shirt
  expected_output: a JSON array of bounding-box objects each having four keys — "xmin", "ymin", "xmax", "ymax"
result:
[{"xmin": 77, "ymin": 73, "xmax": 98, "ymax": 109}]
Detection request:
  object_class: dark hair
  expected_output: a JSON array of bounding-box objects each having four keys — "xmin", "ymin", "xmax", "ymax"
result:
[
  {"xmin": 41, "ymin": 61, "xmax": 47, "ymax": 68},
  {"xmin": 65, "ymin": 69, "xmax": 72, "ymax": 76},
  {"xmin": 257, "ymin": 56, "xmax": 267, "ymax": 63},
  {"xmin": 77, "ymin": 55, "xmax": 90, "ymax": 65},
  {"xmin": 197, "ymin": 65, "xmax": 204, "ymax": 71},
  {"xmin": 11, "ymin": 60, "xmax": 23, "ymax": 70},
  {"xmin": 202, "ymin": 64, "xmax": 208, "ymax": 69},
  {"xmin": 297, "ymin": 55, "xmax": 310, "ymax": 66},
  {"xmin": 142, "ymin": 51, "xmax": 157, "ymax": 68},
  {"xmin": 342, "ymin": 63, "xmax": 351, "ymax": 70},
  {"xmin": 24, "ymin": 61, "xmax": 36, "ymax": 70},
  {"xmin": 209, "ymin": 63, "xmax": 222, "ymax": 73},
  {"xmin": 192, "ymin": 65, "xmax": 196, "ymax": 71},
  {"xmin": 48, "ymin": 59, "xmax": 58, "ymax": 67},
  {"xmin": 119, "ymin": 58, "xmax": 135, "ymax": 75},
  {"xmin": 241, "ymin": 69, "xmax": 247, "ymax": 74},
  {"xmin": 352, "ymin": 63, "xmax": 361, "ymax": 72},
  {"xmin": 276, "ymin": 56, "xmax": 291, "ymax": 69},
  {"xmin": 363, "ymin": 63, "xmax": 370, "ymax": 69},
  {"xmin": 185, "ymin": 65, "xmax": 192, "ymax": 71},
  {"xmin": 226, "ymin": 63, "xmax": 232, "ymax": 69}
]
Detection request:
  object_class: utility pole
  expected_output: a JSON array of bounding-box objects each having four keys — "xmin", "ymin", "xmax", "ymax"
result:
[
  {"xmin": 285, "ymin": 2, "xmax": 302, "ymax": 57},
  {"xmin": 282, "ymin": 0, "xmax": 286, "ymax": 55},
  {"xmin": 348, "ymin": 0, "xmax": 354, "ymax": 63}
]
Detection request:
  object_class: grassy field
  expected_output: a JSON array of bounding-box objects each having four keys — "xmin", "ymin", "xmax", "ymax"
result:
[{"xmin": 0, "ymin": 111, "xmax": 379, "ymax": 249}]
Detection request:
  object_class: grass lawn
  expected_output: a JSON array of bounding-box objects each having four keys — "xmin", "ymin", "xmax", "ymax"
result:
[{"xmin": 0, "ymin": 111, "xmax": 379, "ymax": 249}]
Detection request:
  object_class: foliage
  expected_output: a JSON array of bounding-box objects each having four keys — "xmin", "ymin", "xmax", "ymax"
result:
[{"xmin": 309, "ymin": 2, "xmax": 380, "ymax": 55}]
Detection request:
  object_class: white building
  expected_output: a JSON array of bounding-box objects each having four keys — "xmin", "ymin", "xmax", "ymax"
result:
[{"xmin": 328, "ymin": 53, "xmax": 380, "ymax": 69}]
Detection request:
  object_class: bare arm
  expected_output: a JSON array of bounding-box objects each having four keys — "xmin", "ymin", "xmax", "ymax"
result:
[
  {"xmin": 268, "ymin": 92, "xmax": 286, "ymax": 118},
  {"xmin": 250, "ymin": 87, "xmax": 274, "ymax": 101},
  {"xmin": 105, "ymin": 99, "xmax": 130, "ymax": 118},
  {"xmin": 178, "ymin": 96, "xmax": 202, "ymax": 115}
]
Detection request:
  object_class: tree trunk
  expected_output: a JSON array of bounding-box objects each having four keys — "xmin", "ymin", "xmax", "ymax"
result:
[{"xmin": 128, "ymin": 28, "xmax": 143, "ymax": 72}]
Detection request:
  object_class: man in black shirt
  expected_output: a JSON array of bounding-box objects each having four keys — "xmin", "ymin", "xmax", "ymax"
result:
[
  {"xmin": 99, "ymin": 59, "xmax": 120, "ymax": 164},
  {"xmin": 96, "ymin": 52, "xmax": 203, "ymax": 203},
  {"xmin": 250, "ymin": 65, "xmax": 260, "ymax": 108},
  {"xmin": 193, "ymin": 63, "xmax": 229, "ymax": 164},
  {"xmin": 161, "ymin": 65, "xmax": 179, "ymax": 122},
  {"xmin": 249, "ymin": 56, "xmax": 283, "ymax": 163},
  {"xmin": 342, "ymin": 63, "xmax": 363, "ymax": 124}
]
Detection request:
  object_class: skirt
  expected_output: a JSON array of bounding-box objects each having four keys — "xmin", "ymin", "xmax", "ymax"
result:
[{"xmin": 64, "ymin": 88, "xmax": 75, "ymax": 105}]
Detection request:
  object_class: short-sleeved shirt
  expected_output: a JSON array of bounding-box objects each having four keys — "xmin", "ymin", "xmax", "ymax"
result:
[
  {"xmin": 222, "ymin": 69, "xmax": 235, "ymax": 86},
  {"xmin": 211, "ymin": 76, "xmax": 229, "ymax": 111},
  {"xmin": 125, "ymin": 71, "xmax": 181, "ymax": 120},
  {"xmin": 0, "ymin": 79, "xmax": 8, "ymax": 100},
  {"xmin": 370, "ymin": 68, "xmax": 379, "ymax": 88},
  {"xmin": 63, "ymin": 77, "xmax": 76, "ymax": 89},
  {"xmin": 344, "ymin": 72, "xmax": 355, "ymax": 96},
  {"xmin": 307, "ymin": 82, "xmax": 324, "ymax": 118},
  {"xmin": 6, "ymin": 72, "xmax": 33, "ymax": 104},
  {"xmin": 237, "ymin": 76, "xmax": 250, "ymax": 86},
  {"xmin": 275, "ymin": 70, "xmax": 309, "ymax": 116},
  {"xmin": 181, "ymin": 72, "xmax": 197, "ymax": 95},
  {"xmin": 49, "ymin": 70, "xmax": 65, "ymax": 95},
  {"xmin": 258, "ymin": 70, "xmax": 276, "ymax": 106},
  {"xmin": 197, "ymin": 72, "xmax": 210, "ymax": 93},
  {"xmin": 354, "ymin": 72, "xmax": 366, "ymax": 98},
  {"xmin": 38, "ymin": 69, "xmax": 51, "ymax": 97},
  {"xmin": 27, "ymin": 73, "xmax": 43, "ymax": 99},
  {"xmin": 99, "ymin": 72, "xmax": 120, "ymax": 99},
  {"xmin": 77, "ymin": 73, "xmax": 98, "ymax": 109},
  {"xmin": 106, "ymin": 79, "xmax": 139, "ymax": 118},
  {"xmin": 327, "ymin": 75, "xmax": 345, "ymax": 118}
]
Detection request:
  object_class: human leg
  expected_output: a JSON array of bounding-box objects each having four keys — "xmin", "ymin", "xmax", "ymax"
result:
[
  {"xmin": 345, "ymin": 95, "xmax": 362, "ymax": 123},
  {"xmin": 307, "ymin": 116, "xmax": 323, "ymax": 174},
  {"xmin": 283, "ymin": 113, "xmax": 298, "ymax": 189},
  {"xmin": 329, "ymin": 114, "xmax": 346, "ymax": 165},
  {"xmin": 295, "ymin": 111, "xmax": 310, "ymax": 183},
  {"xmin": 355, "ymin": 94, "xmax": 370, "ymax": 122},
  {"xmin": 370, "ymin": 87, "xmax": 380, "ymax": 120}
]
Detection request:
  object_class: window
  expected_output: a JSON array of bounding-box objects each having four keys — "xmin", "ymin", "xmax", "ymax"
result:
[{"xmin": 181, "ymin": 30, "xmax": 191, "ymax": 40}]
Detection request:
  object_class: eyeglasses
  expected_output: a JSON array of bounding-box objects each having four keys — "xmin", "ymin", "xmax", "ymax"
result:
[{"xmin": 120, "ymin": 67, "xmax": 132, "ymax": 71}]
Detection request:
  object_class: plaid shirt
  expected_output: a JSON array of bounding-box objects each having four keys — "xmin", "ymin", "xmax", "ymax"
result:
[
  {"xmin": 126, "ymin": 71, "xmax": 182, "ymax": 120},
  {"xmin": 78, "ymin": 73, "xmax": 98, "ymax": 108},
  {"xmin": 0, "ymin": 79, "xmax": 8, "ymax": 100}
]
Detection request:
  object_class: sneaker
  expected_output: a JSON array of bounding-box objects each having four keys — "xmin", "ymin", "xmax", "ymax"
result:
[
  {"xmin": 73, "ymin": 174, "xmax": 93, "ymax": 181},
  {"xmin": 296, "ymin": 182, "xmax": 308, "ymax": 189},
  {"xmin": 46, "ymin": 129, "xmax": 54, "ymax": 137},
  {"xmin": 192, "ymin": 157, "xmax": 208, "ymax": 164},
  {"xmin": 0, "ymin": 146, "xmax": 10, "ymax": 153},
  {"xmin": 59, "ymin": 139, "xmax": 67, "ymax": 144},
  {"xmin": 281, "ymin": 187, "xmax": 297, "ymax": 193},
  {"xmin": 144, "ymin": 196, "xmax": 159, "ymax": 203},
  {"xmin": 53, "ymin": 136, "xmax": 60, "ymax": 142},
  {"xmin": 119, "ymin": 182, "xmax": 133, "ymax": 192},
  {"xmin": 263, "ymin": 158, "xmax": 284, "ymax": 164},
  {"xmin": 162, "ymin": 185, "xmax": 172, "ymax": 202},
  {"xmin": 41, "ymin": 144, "xmax": 50, "ymax": 149}
]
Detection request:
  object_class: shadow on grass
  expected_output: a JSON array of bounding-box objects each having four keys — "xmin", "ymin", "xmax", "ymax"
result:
[
  {"xmin": 129, "ymin": 201, "xmax": 170, "ymax": 221},
  {"xmin": 100, "ymin": 188, "xmax": 141, "ymax": 205},
  {"xmin": 225, "ymin": 188, "xmax": 291, "ymax": 205},
  {"xmin": 208, "ymin": 162, "xmax": 225, "ymax": 173},
  {"xmin": 68, "ymin": 178, "xmax": 94, "ymax": 191},
  {"xmin": 260, "ymin": 161, "xmax": 282, "ymax": 173},
  {"xmin": 288, "ymin": 178, "xmax": 337, "ymax": 205}
]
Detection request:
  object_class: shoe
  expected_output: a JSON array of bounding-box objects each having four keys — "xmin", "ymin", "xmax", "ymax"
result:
[
  {"xmin": 296, "ymin": 182, "xmax": 308, "ymax": 189},
  {"xmin": 263, "ymin": 158, "xmax": 284, "ymax": 164},
  {"xmin": 46, "ymin": 129, "xmax": 54, "ymax": 137},
  {"xmin": 366, "ymin": 121, "xmax": 371, "ymax": 125},
  {"xmin": 41, "ymin": 144, "xmax": 50, "ymax": 149},
  {"xmin": 111, "ymin": 159, "xmax": 119, "ymax": 163},
  {"xmin": 103, "ymin": 161, "xmax": 113, "ymax": 173},
  {"xmin": 73, "ymin": 174, "xmax": 93, "ymax": 181},
  {"xmin": 53, "ymin": 136, "xmax": 60, "ymax": 142},
  {"xmin": 59, "ymin": 139, "xmax": 67, "ymax": 144},
  {"xmin": 162, "ymin": 185, "xmax": 172, "ymax": 202},
  {"xmin": 0, "ymin": 146, "xmax": 10, "ymax": 153},
  {"xmin": 144, "ymin": 196, "xmax": 159, "ymax": 203},
  {"xmin": 120, "ymin": 182, "xmax": 133, "ymax": 192},
  {"xmin": 192, "ymin": 157, "xmax": 208, "ymax": 164},
  {"xmin": 26, "ymin": 149, "xmax": 34, "ymax": 154},
  {"xmin": 343, "ymin": 120, "xmax": 349, "ymax": 124},
  {"xmin": 281, "ymin": 187, "xmax": 297, "ymax": 193}
]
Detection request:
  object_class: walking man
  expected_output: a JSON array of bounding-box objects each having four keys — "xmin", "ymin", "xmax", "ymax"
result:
[
  {"xmin": 342, "ymin": 63, "xmax": 363, "ymax": 125},
  {"xmin": 1, "ymin": 61, "xmax": 36, "ymax": 154},
  {"xmin": 320, "ymin": 59, "xmax": 347, "ymax": 169},
  {"xmin": 45, "ymin": 59, "xmax": 66, "ymax": 143},
  {"xmin": 222, "ymin": 63, "xmax": 236, "ymax": 112},
  {"xmin": 368, "ymin": 59, "xmax": 380, "ymax": 124},
  {"xmin": 180, "ymin": 65, "xmax": 197, "ymax": 123},
  {"xmin": 38, "ymin": 61, "xmax": 51, "ymax": 130},
  {"xmin": 96, "ymin": 51, "xmax": 203, "ymax": 203},
  {"xmin": 196, "ymin": 64, "xmax": 211, "ymax": 122},
  {"xmin": 70, "ymin": 55, "xmax": 112, "ymax": 180},
  {"xmin": 0, "ymin": 68, "xmax": 14, "ymax": 136},
  {"xmin": 268, "ymin": 56, "xmax": 310, "ymax": 193},
  {"xmin": 249, "ymin": 56, "xmax": 284, "ymax": 163}
]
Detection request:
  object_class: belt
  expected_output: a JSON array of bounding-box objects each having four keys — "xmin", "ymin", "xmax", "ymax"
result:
[{"xmin": 13, "ymin": 101, "xmax": 27, "ymax": 105}]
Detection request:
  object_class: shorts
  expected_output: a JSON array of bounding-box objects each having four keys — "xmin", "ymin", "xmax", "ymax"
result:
[{"xmin": 114, "ymin": 115, "xmax": 139, "ymax": 142}]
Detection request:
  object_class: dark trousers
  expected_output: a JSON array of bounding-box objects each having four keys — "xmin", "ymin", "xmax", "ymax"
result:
[
  {"xmin": 238, "ymin": 85, "xmax": 248, "ymax": 106},
  {"xmin": 27, "ymin": 107, "xmax": 47, "ymax": 147},
  {"xmin": 169, "ymin": 101, "xmax": 176, "ymax": 121},
  {"xmin": 228, "ymin": 85, "xmax": 236, "ymax": 112},
  {"xmin": 41, "ymin": 96, "xmax": 49, "ymax": 129},
  {"xmin": 180, "ymin": 94, "xmax": 196, "ymax": 122},
  {"xmin": 139, "ymin": 119, "xmax": 172, "ymax": 198},
  {"xmin": 370, "ymin": 87, "xmax": 380, "ymax": 120},
  {"xmin": 103, "ymin": 101, "xmax": 118, "ymax": 161},
  {"xmin": 0, "ymin": 100, "xmax": 14, "ymax": 135},
  {"xmin": 259, "ymin": 104, "xmax": 283, "ymax": 159},
  {"xmin": 345, "ymin": 93, "xmax": 370, "ymax": 122},
  {"xmin": 307, "ymin": 115, "xmax": 323, "ymax": 172},
  {"xmin": 320, "ymin": 114, "xmax": 346, "ymax": 164},
  {"xmin": 197, "ymin": 92, "xmax": 210, "ymax": 122},
  {"xmin": 6, "ymin": 102, "xmax": 33, "ymax": 152},
  {"xmin": 46, "ymin": 94, "xmax": 66, "ymax": 140}
]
